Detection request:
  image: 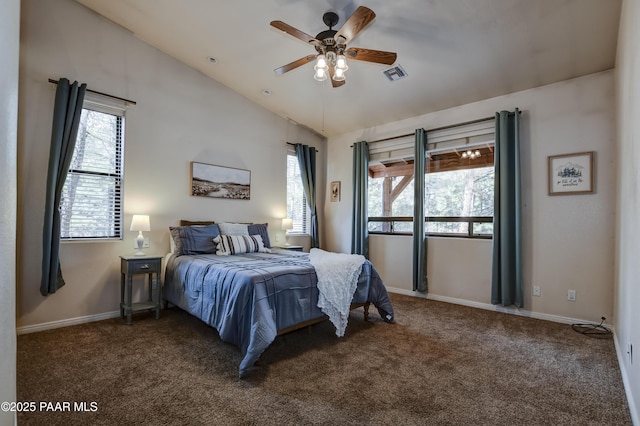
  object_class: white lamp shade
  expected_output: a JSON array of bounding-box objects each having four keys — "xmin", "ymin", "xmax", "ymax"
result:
[
  {"xmin": 281, "ymin": 218, "xmax": 293, "ymax": 231},
  {"xmin": 130, "ymin": 214, "xmax": 150, "ymax": 232}
]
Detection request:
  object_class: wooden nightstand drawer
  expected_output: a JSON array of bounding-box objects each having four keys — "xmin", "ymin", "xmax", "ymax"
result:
[{"xmin": 121, "ymin": 257, "xmax": 161, "ymax": 275}]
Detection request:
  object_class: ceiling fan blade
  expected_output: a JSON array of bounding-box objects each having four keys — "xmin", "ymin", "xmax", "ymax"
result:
[
  {"xmin": 334, "ymin": 6, "xmax": 376, "ymax": 44},
  {"xmin": 328, "ymin": 67, "xmax": 346, "ymax": 88},
  {"xmin": 274, "ymin": 55, "xmax": 317, "ymax": 75},
  {"xmin": 345, "ymin": 47, "xmax": 397, "ymax": 65},
  {"xmin": 270, "ymin": 20, "xmax": 322, "ymax": 47}
]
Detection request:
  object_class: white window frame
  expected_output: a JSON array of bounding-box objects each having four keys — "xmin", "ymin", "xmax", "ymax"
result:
[
  {"xmin": 60, "ymin": 92, "xmax": 126, "ymax": 240},
  {"xmin": 286, "ymin": 152, "xmax": 311, "ymax": 234}
]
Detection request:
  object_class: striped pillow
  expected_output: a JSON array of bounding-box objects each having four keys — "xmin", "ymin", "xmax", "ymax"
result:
[{"xmin": 214, "ymin": 234, "xmax": 270, "ymax": 256}]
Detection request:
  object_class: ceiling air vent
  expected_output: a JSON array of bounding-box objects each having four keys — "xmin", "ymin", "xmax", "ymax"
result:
[{"xmin": 382, "ymin": 64, "xmax": 407, "ymax": 82}]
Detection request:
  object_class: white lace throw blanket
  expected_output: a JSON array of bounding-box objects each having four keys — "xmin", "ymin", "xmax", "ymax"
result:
[{"xmin": 309, "ymin": 248, "xmax": 366, "ymax": 337}]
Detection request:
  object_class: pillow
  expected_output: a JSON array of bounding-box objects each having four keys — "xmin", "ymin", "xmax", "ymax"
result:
[
  {"xmin": 180, "ymin": 220, "xmax": 216, "ymax": 226},
  {"xmin": 170, "ymin": 224, "xmax": 220, "ymax": 256},
  {"xmin": 214, "ymin": 234, "xmax": 270, "ymax": 256},
  {"xmin": 247, "ymin": 223, "xmax": 271, "ymax": 248},
  {"xmin": 218, "ymin": 222, "xmax": 249, "ymax": 236}
]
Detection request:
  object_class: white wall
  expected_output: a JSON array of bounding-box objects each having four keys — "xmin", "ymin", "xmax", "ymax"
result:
[
  {"xmin": 615, "ymin": 0, "xmax": 640, "ymax": 421},
  {"xmin": 17, "ymin": 0, "xmax": 324, "ymax": 329},
  {"xmin": 326, "ymin": 71, "xmax": 616, "ymax": 324},
  {"xmin": 0, "ymin": 0, "xmax": 19, "ymax": 423}
]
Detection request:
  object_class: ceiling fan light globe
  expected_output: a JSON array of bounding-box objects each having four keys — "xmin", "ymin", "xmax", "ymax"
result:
[
  {"xmin": 314, "ymin": 68, "xmax": 328, "ymax": 81},
  {"xmin": 333, "ymin": 68, "xmax": 346, "ymax": 81},
  {"xmin": 315, "ymin": 54, "xmax": 328, "ymax": 69},
  {"xmin": 336, "ymin": 55, "xmax": 348, "ymax": 70}
]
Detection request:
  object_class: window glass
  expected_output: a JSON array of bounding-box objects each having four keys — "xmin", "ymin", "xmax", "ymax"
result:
[
  {"xmin": 368, "ymin": 143, "xmax": 494, "ymax": 237},
  {"xmin": 60, "ymin": 104, "xmax": 124, "ymax": 239},
  {"xmin": 286, "ymin": 154, "xmax": 309, "ymax": 233}
]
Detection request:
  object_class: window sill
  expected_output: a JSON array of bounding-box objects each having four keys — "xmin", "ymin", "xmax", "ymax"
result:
[{"xmin": 61, "ymin": 238, "xmax": 122, "ymax": 243}]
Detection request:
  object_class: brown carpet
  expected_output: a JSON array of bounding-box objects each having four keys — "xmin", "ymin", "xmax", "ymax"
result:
[{"xmin": 17, "ymin": 294, "xmax": 631, "ymax": 425}]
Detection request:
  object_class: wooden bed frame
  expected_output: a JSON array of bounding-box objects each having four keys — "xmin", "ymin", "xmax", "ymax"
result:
[{"xmin": 276, "ymin": 302, "xmax": 370, "ymax": 336}]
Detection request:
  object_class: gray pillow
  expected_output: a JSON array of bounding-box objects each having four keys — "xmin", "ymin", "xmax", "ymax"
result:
[
  {"xmin": 170, "ymin": 224, "xmax": 220, "ymax": 256},
  {"xmin": 248, "ymin": 223, "xmax": 271, "ymax": 248}
]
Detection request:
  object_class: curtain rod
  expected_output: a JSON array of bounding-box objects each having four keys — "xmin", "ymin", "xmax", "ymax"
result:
[
  {"xmin": 361, "ymin": 116, "xmax": 496, "ymax": 146},
  {"xmin": 48, "ymin": 79, "xmax": 137, "ymax": 106},
  {"xmin": 351, "ymin": 112, "xmax": 520, "ymax": 147},
  {"xmin": 286, "ymin": 142, "xmax": 318, "ymax": 152}
]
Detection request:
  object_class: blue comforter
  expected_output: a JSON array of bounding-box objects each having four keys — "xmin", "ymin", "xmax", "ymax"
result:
[{"xmin": 163, "ymin": 249, "xmax": 394, "ymax": 377}]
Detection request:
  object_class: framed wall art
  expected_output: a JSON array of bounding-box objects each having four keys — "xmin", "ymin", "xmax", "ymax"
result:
[
  {"xmin": 330, "ymin": 181, "xmax": 341, "ymax": 202},
  {"xmin": 190, "ymin": 161, "xmax": 251, "ymax": 200},
  {"xmin": 548, "ymin": 151, "xmax": 594, "ymax": 195}
]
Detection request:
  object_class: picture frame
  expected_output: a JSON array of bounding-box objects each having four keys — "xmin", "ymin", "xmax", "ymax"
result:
[
  {"xmin": 190, "ymin": 161, "xmax": 251, "ymax": 200},
  {"xmin": 330, "ymin": 181, "xmax": 341, "ymax": 202},
  {"xmin": 548, "ymin": 151, "xmax": 594, "ymax": 195}
]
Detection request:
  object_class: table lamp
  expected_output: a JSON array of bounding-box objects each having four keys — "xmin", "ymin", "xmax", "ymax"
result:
[
  {"xmin": 130, "ymin": 214, "xmax": 150, "ymax": 256},
  {"xmin": 281, "ymin": 218, "xmax": 293, "ymax": 246}
]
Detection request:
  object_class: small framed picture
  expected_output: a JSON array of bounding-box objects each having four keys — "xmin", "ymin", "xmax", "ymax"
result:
[
  {"xmin": 548, "ymin": 151, "xmax": 594, "ymax": 195},
  {"xmin": 330, "ymin": 181, "xmax": 341, "ymax": 202}
]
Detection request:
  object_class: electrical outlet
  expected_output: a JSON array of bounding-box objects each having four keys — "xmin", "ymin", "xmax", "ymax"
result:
[
  {"xmin": 567, "ymin": 289, "xmax": 576, "ymax": 301},
  {"xmin": 532, "ymin": 286, "xmax": 541, "ymax": 297},
  {"xmin": 275, "ymin": 234, "xmax": 281, "ymax": 242}
]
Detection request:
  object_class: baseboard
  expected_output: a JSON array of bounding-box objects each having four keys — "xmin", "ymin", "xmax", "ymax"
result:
[
  {"xmin": 385, "ymin": 286, "xmax": 601, "ymax": 326},
  {"xmin": 18, "ymin": 289, "xmax": 604, "ymax": 332},
  {"xmin": 16, "ymin": 311, "xmax": 121, "ymax": 335},
  {"xmin": 613, "ymin": 330, "xmax": 639, "ymax": 425}
]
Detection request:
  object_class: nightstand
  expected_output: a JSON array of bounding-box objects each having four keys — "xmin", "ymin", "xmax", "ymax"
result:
[
  {"xmin": 120, "ymin": 255, "xmax": 162, "ymax": 325},
  {"xmin": 275, "ymin": 245, "xmax": 304, "ymax": 252}
]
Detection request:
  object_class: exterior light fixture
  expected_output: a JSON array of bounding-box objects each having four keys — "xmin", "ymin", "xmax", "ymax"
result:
[{"xmin": 461, "ymin": 149, "xmax": 482, "ymax": 160}]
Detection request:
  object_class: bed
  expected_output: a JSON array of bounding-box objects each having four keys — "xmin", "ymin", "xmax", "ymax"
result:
[{"xmin": 163, "ymin": 222, "xmax": 394, "ymax": 377}]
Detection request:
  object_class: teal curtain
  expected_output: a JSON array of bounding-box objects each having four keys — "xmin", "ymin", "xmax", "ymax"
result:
[
  {"xmin": 295, "ymin": 144, "xmax": 319, "ymax": 248},
  {"xmin": 413, "ymin": 129, "xmax": 428, "ymax": 292},
  {"xmin": 351, "ymin": 141, "xmax": 369, "ymax": 257},
  {"xmin": 41, "ymin": 78, "xmax": 87, "ymax": 296},
  {"xmin": 491, "ymin": 109, "xmax": 523, "ymax": 307}
]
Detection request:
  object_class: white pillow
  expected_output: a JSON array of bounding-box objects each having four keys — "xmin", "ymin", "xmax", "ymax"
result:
[
  {"xmin": 218, "ymin": 222, "xmax": 249, "ymax": 236},
  {"xmin": 214, "ymin": 234, "xmax": 270, "ymax": 256}
]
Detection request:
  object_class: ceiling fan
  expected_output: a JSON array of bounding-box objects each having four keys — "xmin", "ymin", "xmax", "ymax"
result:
[{"xmin": 270, "ymin": 6, "xmax": 397, "ymax": 88}]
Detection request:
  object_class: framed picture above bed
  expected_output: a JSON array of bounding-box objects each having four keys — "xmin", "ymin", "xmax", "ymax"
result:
[
  {"xmin": 191, "ymin": 161, "xmax": 251, "ymax": 200},
  {"xmin": 547, "ymin": 151, "xmax": 594, "ymax": 195}
]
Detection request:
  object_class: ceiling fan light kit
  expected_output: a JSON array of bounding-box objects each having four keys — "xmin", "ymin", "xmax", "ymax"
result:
[{"xmin": 271, "ymin": 6, "xmax": 397, "ymax": 88}]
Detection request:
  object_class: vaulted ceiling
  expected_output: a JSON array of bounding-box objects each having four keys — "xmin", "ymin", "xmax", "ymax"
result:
[{"xmin": 74, "ymin": 0, "xmax": 622, "ymax": 137}]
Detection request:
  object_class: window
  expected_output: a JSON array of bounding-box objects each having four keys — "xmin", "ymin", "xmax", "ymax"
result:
[
  {"xmin": 286, "ymin": 153, "xmax": 310, "ymax": 233},
  {"xmin": 367, "ymin": 120, "xmax": 495, "ymax": 238},
  {"xmin": 424, "ymin": 161, "xmax": 494, "ymax": 236},
  {"xmin": 60, "ymin": 94, "xmax": 125, "ymax": 240}
]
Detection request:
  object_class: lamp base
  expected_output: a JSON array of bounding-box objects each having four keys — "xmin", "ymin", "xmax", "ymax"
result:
[{"xmin": 135, "ymin": 231, "xmax": 145, "ymax": 256}]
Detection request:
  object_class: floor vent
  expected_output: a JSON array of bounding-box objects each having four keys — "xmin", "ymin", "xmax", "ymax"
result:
[{"xmin": 382, "ymin": 64, "xmax": 408, "ymax": 82}]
